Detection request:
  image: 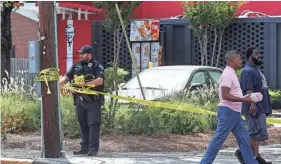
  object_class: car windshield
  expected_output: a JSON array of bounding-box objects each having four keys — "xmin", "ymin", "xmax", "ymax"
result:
[{"xmin": 122, "ymin": 69, "xmax": 192, "ymax": 90}]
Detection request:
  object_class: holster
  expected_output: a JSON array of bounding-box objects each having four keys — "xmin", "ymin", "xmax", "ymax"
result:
[
  {"xmin": 73, "ymin": 96, "xmax": 76, "ymax": 106},
  {"xmin": 72, "ymin": 93, "xmax": 77, "ymax": 106},
  {"xmin": 79, "ymin": 94, "xmax": 100, "ymax": 103}
]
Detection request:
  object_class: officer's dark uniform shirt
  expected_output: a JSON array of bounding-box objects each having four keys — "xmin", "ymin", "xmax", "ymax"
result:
[{"xmin": 65, "ymin": 60, "xmax": 105, "ymax": 100}]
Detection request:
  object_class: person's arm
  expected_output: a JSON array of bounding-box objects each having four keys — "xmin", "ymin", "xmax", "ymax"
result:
[
  {"xmin": 220, "ymin": 76, "xmax": 252, "ymax": 103},
  {"xmin": 221, "ymin": 87, "xmax": 251, "ymax": 103},
  {"xmin": 85, "ymin": 63, "xmax": 104, "ymax": 87},
  {"xmin": 59, "ymin": 64, "xmax": 75, "ymax": 85},
  {"xmin": 86, "ymin": 78, "xmax": 103, "ymax": 86},
  {"xmin": 246, "ymin": 89, "xmax": 257, "ymax": 115},
  {"xmin": 241, "ymin": 71, "xmax": 257, "ymax": 115}
]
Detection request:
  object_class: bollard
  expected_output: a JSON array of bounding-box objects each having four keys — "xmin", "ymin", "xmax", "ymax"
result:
[{"xmin": 148, "ymin": 62, "xmax": 153, "ymax": 68}]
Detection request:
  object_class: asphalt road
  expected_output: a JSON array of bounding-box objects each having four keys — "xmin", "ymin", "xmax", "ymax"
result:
[{"xmin": 1, "ymin": 145, "xmax": 281, "ymax": 164}]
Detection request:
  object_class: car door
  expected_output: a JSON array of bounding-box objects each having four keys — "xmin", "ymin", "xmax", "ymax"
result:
[
  {"xmin": 186, "ymin": 70, "xmax": 210, "ymax": 94},
  {"xmin": 208, "ymin": 70, "xmax": 223, "ymax": 87}
]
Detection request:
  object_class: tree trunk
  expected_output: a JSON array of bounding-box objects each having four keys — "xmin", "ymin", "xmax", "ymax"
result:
[
  {"xmin": 211, "ymin": 27, "xmax": 217, "ymax": 67},
  {"xmin": 108, "ymin": 28, "xmax": 117, "ymax": 128},
  {"xmin": 113, "ymin": 27, "xmax": 120, "ymax": 96},
  {"xmin": 198, "ymin": 38, "xmax": 204, "ymax": 66},
  {"xmin": 108, "ymin": 27, "xmax": 124, "ymax": 128},
  {"xmin": 111, "ymin": 28, "xmax": 124, "ymax": 127},
  {"xmin": 1, "ymin": 5, "xmax": 14, "ymax": 85},
  {"xmin": 204, "ymin": 26, "xmax": 208, "ymax": 66},
  {"xmin": 215, "ymin": 27, "xmax": 225, "ymax": 68}
]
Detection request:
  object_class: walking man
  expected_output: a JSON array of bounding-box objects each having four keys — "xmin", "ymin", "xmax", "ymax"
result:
[
  {"xmin": 200, "ymin": 50, "xmax": 258, "ymax": 164},
  {"xmin": 235, "ymin": 47, "xmax": 272, "ymax": 164},
  {"xmin": 60, "ymin": 45, "xmax": 105, "ymax": 156}
]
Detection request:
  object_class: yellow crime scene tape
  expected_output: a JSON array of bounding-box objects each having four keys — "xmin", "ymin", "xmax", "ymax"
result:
[
  {"xmin": 61, "ymin": 85, "xmax": 281, "ymax": 125},
  {"xmin": 33, "ymin": 68, "xmax": 281, "ymax": 125},
  {"xmin": 34, "ymin": 67, "xmax": 60, "ymax": 94},
  {"xmin": 62, "ymin": 85, "xmax": 216, "ymax": 115}
]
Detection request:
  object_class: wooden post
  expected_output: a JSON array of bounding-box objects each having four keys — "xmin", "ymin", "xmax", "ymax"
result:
[{"xmin": 38, "ymin": 1, "xmax": 60, "ymax": 158}]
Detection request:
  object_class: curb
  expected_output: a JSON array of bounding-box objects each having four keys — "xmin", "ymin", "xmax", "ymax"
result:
[
  {"xmin": 0, "ymin": 158, "xmax": 34, "ymax": 164},
  {"xmin": 272, "ymin": 113, "xmax": 281, "ymax": 118}
]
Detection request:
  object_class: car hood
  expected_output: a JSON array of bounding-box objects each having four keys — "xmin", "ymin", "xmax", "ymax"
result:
[{"xmin": 105, "ymin": 88, "xmax": 181, "ymax": 103}]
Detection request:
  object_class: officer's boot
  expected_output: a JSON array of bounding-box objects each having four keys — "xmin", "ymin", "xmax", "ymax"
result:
[
  {"xmin": 87, "ymin": 150, "xmax": 98, "ymax": 156},
  {"xmin": 73, "ymin": 148, "xmax": 88, "ymax": 155},
  {"xmin": 73, "ymin": 142, "xmax": 88, "ymax": 155}
]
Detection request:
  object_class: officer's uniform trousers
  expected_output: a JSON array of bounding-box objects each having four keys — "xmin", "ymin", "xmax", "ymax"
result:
[{"xmin": 75, "ymin": 95, "xmax": 101, "ymax": 152}]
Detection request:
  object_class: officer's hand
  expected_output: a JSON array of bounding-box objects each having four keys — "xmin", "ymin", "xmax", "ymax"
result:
[
  {"xmin": 59, "ymin": 81, "xmax": 65, "ymax": 87},
  {"xmin": 77, "ymin": 82, "xmax": 85, "ymax": 87}
]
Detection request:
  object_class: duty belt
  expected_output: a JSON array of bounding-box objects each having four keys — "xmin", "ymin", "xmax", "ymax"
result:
[{"xmin": 78, "ymin": 94, "xmax": 100, "ymax": 103}]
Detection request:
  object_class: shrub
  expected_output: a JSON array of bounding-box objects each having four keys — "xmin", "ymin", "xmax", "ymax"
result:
[
  {"xmin": 269, "ymin": 89, "xmax": 281, "ymax": 103},
  {"xmin": 114, "ymin": 104, "xmax": 214, "ymax": 135},
  {"xmin": 60, "ymin": 95, "xmax": 80, "ymax": 137},
  {"xmin": 104, "ymin": 66, "xmax": 129, "ymax": 92},
  {"xmin": 269, "ymin": 89, "xmax": 281, "ymax": 109},
  {"xmin": 1, "ymin": 91, "xmax": 218, "ymax": 136},
  {"xmin": 0, "ymin": 92, "xmax": 80, "ymax": 137},
  {"xmin": 113, "ymin": 87, "xmax": 219, "ymax": 135},
  {"xmin": 0, "ymin": 93, "xmax": 41, "ymax": 132},
  {"xmin": 1, "ymin": 71, "xmax": 219, "ymax": 137}
]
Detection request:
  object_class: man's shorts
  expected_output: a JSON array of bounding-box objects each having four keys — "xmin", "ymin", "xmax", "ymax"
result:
[{"xmin": 244, "ymin": 113, "xmax": 268, "ymax": 141}]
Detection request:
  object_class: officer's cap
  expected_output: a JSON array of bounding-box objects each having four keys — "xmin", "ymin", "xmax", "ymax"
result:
[{"xmin": 77, "ymin": 45, "xmax": 92, "ymax": 54}]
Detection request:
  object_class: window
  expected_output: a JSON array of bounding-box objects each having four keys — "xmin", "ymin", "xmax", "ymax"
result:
[
  {"xmin": 209, "ymin": 71, "xmax": 222, "ymax": 83},
  {"xmin": 190, "ymin": 71, "xmax": 206, "ymax": 85},
  {"xmin": 123, "ymin": 69, "xmax": 192, "ymax": 90}
]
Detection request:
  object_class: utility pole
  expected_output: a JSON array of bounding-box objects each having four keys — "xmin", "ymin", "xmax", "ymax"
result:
[{"xmin": 38, "ymin": 1, "xmax": 60, "ymax": 158}]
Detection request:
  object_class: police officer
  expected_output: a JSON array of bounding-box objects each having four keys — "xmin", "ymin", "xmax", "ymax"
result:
[{"xmin": 59, "ymin": 45, "xmax": 105, "ymax": 156}]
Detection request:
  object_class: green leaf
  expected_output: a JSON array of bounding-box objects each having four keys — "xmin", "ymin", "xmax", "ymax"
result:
[
  {"xmin": 3, "ymin": 2, "xmax": 12, "ymax": 8},
  {"xmin": 93, "ymin": 1, "xmax": 142, "ymax": 32},
  {"xmin": 182, "ymin": 2, "xmax": 240, "ymax": 31}
]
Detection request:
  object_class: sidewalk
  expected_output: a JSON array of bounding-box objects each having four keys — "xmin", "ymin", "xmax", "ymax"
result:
[{"xmin": 1, "ymin": 145, "xmax": 281, "ymax": 164}]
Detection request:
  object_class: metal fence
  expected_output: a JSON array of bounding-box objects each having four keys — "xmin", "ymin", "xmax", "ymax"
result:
[{"xmin": 10, "ymin": 58, "xmax": 37, "ymax": 88}]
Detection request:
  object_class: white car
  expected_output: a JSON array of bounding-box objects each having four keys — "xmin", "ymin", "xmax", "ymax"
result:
[{"xmin": 106, "ymin": 65, "xmax": 223, "ymax": 102}]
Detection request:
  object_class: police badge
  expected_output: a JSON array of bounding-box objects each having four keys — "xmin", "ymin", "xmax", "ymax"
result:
[
  {"xmin": 99, "ymin": 64, "xmax": 104, "ymax": 70},
  {"xmin": 88, "ymin": 63, "xmax": 93, "ymax": 68}
]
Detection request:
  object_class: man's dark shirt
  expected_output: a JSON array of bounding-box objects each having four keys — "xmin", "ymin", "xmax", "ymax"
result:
[
  {"xmin": 66, "ymin": 60, "xmax": 105, "ymax": 93},
  {"xmin": 240, "ymin": 64, "xmax": 272, "ymax": 115}
]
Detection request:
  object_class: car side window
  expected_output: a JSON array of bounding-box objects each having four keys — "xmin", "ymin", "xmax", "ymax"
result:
[
  {"xmin": 209, "ymin": 71, "xmax": 222, "ymax": 83},
  {"xmin": 190, "ymin": 71, "xmax": 206, "ymax": 85}
]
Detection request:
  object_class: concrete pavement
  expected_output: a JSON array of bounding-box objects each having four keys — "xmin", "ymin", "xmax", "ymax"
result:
[{"xmin": 1, "ymin": 145, "xmax": 281, "ymax": 164}]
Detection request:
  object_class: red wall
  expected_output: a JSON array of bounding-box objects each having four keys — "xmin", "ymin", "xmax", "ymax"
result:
[
  {"xmin": 134, "ymin": 1, "xmax": 183, "ymax": 19},
  {"xmin": 57, "ymin": 14, "xmax": 103, "ymax": 75},
  {"xmin": 133, "ymin": 1, "xmax": 281, "ymax": 18},
  {"xmin": 58, "ymin": 19, "xmax": 91, "ymax": 75},
  {"xmin": 236, "ymin": 1, "xmax": 281, "ymax": 16}
]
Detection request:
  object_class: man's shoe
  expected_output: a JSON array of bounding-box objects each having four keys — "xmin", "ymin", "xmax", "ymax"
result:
[
  {"xmin": 87, "ymin": 151, "xmax": 98, "ymax": 156},
  {"xmin": 234, "ymin": 149, "xmax": 245, "ymax": 164},
  {"xmin": 73, "ymin": 149, "xmax": 88, "ymax": 155},
  {"xmin": 256, "ymin": 154, "xmax": 272, "ymax": 164}
]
